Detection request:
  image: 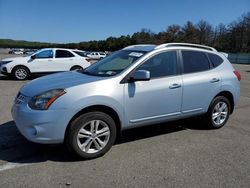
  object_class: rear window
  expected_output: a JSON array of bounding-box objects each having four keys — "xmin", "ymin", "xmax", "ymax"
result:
[
  {"xmin": 74, "ymin": 51, "xmax": 87, "ymax": 57},
  {"xmin": 208, "ymin": 53, "xmax": 223, "ymax": 68},
  {"xmin": 182, "ymin": 50, "xmax": 210, "ymax": 74}
]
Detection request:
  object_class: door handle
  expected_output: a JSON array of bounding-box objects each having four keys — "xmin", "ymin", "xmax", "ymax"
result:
[
  {"xmin": 169, "ymin": 83, "xmax": 181, "ymax": 89},
  {"xmin": 210, "ymin": 78, "xmax": 220, "ymax": 83}
]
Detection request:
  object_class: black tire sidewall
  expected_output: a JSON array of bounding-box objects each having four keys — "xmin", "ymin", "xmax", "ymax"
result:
[
  {"xmin": 66, "ymin": 112, "xmax": 117, "ymax": 159},
  {"xmin": 70, "ymin": 66, "xmax": 83, "ymax": 71},
  {"xmin": 207, "ymin": 96, "xmax": 231, "ymax": 129}
]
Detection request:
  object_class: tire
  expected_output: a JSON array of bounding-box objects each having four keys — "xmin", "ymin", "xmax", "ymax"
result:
[
  {"xmin": 66, "ymin": 112, "xmax": 117, "ymax": 159},
  {"xmin": 204, "ymin": 96, "xmax": 231, "ymax": 129},
  {"xmin": 70, "ymin": 66, "xmax": 83, "ymax": 71},
  {"xmin": 12, "ymin": 66, "xmax": 29, "ymax": 80}
]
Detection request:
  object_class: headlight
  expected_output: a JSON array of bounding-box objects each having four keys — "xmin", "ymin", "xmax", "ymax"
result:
[
  {"xmin": 0, "ymin": 60, "xmax": 12, "ymax": 65},
  {"xmin": 28, "ymin": 89, "xmax": 66, "ymax": 110}
]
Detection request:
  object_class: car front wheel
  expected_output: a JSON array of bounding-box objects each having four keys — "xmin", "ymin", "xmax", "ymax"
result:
[
  {"xmin": 12, "ymin": 66, "xmax": 29, "ymax": 80},
  {"xmin": 66, "ymin": 112, "xmax": 117, "ymax": 159}
]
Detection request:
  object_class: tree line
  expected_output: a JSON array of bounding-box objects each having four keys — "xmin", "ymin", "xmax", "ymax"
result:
[{"xmin": 0, "ymin": 12, "xmax": 249, "ymax": 53}]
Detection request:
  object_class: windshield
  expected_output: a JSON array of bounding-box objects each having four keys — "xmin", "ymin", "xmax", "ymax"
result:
[{"xmin": 83, "ymin": 50, "xmax": 146, "ymax": 77}]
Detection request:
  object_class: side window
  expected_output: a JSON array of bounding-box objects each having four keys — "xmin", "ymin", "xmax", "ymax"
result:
[
  {"xmin": 208, "ymin": 53, "xmax": 223, "ymax": 68},
  {"xmin": 138, "ymin": 51, "xmax": 177, "ymax": 79},
  {"xmin": 55, "ymin": 50, "xmax": 74, "ymax": 58},
  {"xmin": 182, "ymin": 50, "xmax": 210, "ymax": 74},
  {"xmin": 35, "ymin": 50, "xmax": 53, "ymax": 59}
]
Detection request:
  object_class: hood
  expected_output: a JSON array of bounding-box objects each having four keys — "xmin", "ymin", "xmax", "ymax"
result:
[
  {"xmin": 2, "ymin": 56, "xmax": 30, "ymax": 62},
  {"xmin": 20, "ymin": 71, "xmax": 106, "ymax": 97}
]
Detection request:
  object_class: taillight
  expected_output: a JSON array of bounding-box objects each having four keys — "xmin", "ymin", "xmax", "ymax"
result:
[{"xmin": 233, "ymin": 70, "xmax": 241, "ymax": 81}]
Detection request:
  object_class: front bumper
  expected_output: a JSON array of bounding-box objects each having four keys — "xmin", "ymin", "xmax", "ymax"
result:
[
  {"xmin": 0, "ymin": 65, "xmax": 8, "ymax": 75},
  {"xmin": 11, "ymin": 96, "xmax": 72, "ymax": 144}
]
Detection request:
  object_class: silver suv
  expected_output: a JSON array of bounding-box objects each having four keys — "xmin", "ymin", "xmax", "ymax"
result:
[{"xmin": 12, "ymin": 43, "xmax": 241, "ymax": 159}]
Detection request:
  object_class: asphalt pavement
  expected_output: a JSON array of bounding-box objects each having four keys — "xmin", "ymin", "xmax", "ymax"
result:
[{"xmin": 0, "ymin": 63, "xmax": 249, "ymax": 188}]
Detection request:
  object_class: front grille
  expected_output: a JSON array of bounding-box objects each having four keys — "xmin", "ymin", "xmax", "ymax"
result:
[{"xmin": 15, "ymin": 93, "xmax": 27, "ymax": 105}]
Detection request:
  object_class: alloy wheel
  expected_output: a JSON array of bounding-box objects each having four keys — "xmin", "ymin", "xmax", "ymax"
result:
[
  {"xmin": 15, "ymin": 68, "xmax": 28, "ymax": 80},
  {"xmin": 77, "ymin": 120, "xmax": 110, "ymax": 154},
  {"xmin": 212, "ymin": 101, "xmax": 228, "ymax": 126}
]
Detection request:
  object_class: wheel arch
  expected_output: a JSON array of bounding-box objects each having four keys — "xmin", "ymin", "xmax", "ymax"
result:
[
  {"xmin": 64, "ymin": 105, "xmax": 122, "ymax": 142},
  {"xmin": 70, "ymin": 65, "xmax": 83, "ymax": 71},
  {"xmin": 215, "ymin": 91, "xmax": 234, "ymax": 114},
  {"xmin": 11, "ymin": 65, "xmax": 31, "ymax": 74}
]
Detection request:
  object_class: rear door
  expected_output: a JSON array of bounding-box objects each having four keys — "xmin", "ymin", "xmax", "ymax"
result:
[
  {"xmin": 181, "ymin": 50, "xmax": 222, "ymax": 115},
  {"xmin": 53, "ymin": 50, "xmax": 76, "ymax": 71}
]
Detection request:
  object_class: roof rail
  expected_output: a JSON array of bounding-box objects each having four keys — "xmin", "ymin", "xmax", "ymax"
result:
[
  {"xmin": 123, "ymin": 44, "xmax": 156, "ymax": 50},
  {"xmin": 155, "ymin": 43, "xmax": 217, "ymax": 52}
]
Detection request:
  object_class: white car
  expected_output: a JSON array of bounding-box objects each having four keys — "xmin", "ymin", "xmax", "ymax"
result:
[
  {"xmin": 0, "ymin": 48, "xmax": 91, "ymax": 80},
  {"xmin": 9, "ymin": 49, "xmax": 24, "ymax": 55},
  {"xmin": 87, "ymin": 52, "xmax": 106, "ymax": 60},
  {"xmin": 14, "ymin": 49, "xmax": 24, "ymax": 55}
]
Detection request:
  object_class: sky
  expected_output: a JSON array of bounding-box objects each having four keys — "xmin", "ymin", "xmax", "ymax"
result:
[{"xmin": 0, "ymin": 0, "xmax": 249, "ymax": 43}]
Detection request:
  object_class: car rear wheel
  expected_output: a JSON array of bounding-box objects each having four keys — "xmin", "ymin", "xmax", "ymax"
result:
[
  {"xmin": 12, "ymin": 66, "xmax": 29, "ymax": 80},
  {"xmin": 66, "ymin": 112, "xmax": 117, "ymax": 159},
  {"xmin": 205, "ymin": 96, "xmax": 231, "ymax": 129}
]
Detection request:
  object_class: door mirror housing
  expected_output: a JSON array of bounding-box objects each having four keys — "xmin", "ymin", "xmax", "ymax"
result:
[
  {"xmin": 30, "ymin": 55, "xmax": 36, "ymax": 60},
  {"xmin": 131, "ymin": 70, "xmax": 150, "ymax": 82}
]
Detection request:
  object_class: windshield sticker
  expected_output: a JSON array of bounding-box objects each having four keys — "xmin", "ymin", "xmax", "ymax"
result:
[
  {"xmin": 129, "ymin": 52, "xmax": 144, "ymax": 57},
  {"xmin": 106, "ymin": 71, "xmax": 115, "ymax": 75}
]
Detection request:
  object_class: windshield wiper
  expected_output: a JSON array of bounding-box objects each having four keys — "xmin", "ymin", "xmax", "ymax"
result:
[
  {"xmin": 82, "ymin": 70, "xmax": 104, "ymax": 77},
  {"xmin": 82, "ymin": 69, "xmax": 121, "ymax": 77},
  {"xmin": 82, "ymin": 70, "xmax": 94, "ymax": 75}
]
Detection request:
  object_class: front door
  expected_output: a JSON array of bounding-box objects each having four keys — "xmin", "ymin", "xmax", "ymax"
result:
[
  {"xmin": 124, "ymin": 50, "xmax": 183, "ymax": 127},
  {"xmin": 29, "ymin": 49, "xmax": 54, "ymax": 73},
  {"xmin": 53, "ymin": 49, "xmax": 76, "ymax": 71}
]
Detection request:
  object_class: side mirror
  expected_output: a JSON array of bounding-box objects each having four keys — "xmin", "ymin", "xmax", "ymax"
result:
[
  {"xmin": 30, "ymin": 55, "xmax": 36, "ymax": 60},
  {"xmin": 131, "ymin": 70, "xmax": 150, "ymax": 82}
]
